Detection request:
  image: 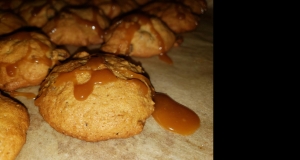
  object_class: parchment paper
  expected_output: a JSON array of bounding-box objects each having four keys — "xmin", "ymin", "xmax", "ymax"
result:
[{"xmin": 14, "ymin": 1, "xmax": 213, "ymax": 159}]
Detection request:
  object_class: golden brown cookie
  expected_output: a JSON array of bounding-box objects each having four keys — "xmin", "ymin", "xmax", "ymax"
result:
[
  {"xmin": 42, "ymin": 6, "xmax": 110, "ymax": 46},
  {"xmin": 0, "ymin": 93, "xmax": 30, "ymax": 160},
  {"xmin": 16, "ymin": 0, "xmax": 59, "ymax": 28},
  {"xmin": 142, "ymin": 1, "xmax": 200, "ymax": 33},
  {"xmin": 180, "ymin": 0, "xmax": 207, "ymax": 15},
  {"xmin": 100, "ymin": 13, "xmax": 175, "ymax": 58},
  {"xmin": 0, "ymin": 10, "xmax": 27, "ymax": 36},
  {"xmin": 0, "ymin": 31, "xmax": 70, "ymax": 92},
  {"xmin": 88, "ymin": 0, "xmax": 139, "ymax": 19},
  {"xmin": 35, "ymin": 52, "xmax": 155, "ymax": 141}
]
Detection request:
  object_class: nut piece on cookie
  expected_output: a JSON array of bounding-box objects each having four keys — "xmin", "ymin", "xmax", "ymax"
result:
[
  {"xmin": 42, "ymin": 6, "xmax": 110, "ymax": 46},
  {"xmin": 0, "ymin": 93, "xmax": 30, "ymax": 160},
  {"xmin": 0, "ymin": 10, "xmax": 27, "ymax": 36},
  {"xmin": 142, "ymin": 1, "xmax": 200, "ymax": 33},
  {"xmin": 35, "ymin": 52, "xmax": 155, "ymax": 141},
  {"xmin": 100, "ymin": 13, "xmax": 175, "ymax": 58},
  {"xmin": 0, "ymin": 31, "xmax": 70, "ymax": 92}
]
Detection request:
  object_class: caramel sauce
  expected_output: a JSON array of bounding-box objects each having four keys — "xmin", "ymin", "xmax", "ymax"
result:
[
  {"xmin": 1, "ymin": 32, "xmax": 52, "ymax": 77},
  {"xmin": 73, "ymin": 69, "xmax": 118, "ymax": 100},
  {"xmin": 6, "ymin": 64, "xmax": 18, "ymax": 76},
  {"xmin": 117, "ymin": 67, "xmax": 154, "ymax": 95},
  {"xmin": 152, "ymin": 92, "xmax": 200, "ymax": 135},
  {"xmin": 159, "ymin": 53, "xmax": 173, "ymax": 64},
  {"xmin": 9, "ymin": 91, "xmax": 36, "ymax": 99},
  {"xmin": 54, "ymin": 56, "xmax": 150, "ymax": 101}
]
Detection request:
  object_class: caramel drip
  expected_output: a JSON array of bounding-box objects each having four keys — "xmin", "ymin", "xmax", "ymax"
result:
[
  {"xmin": 74, "ymin": 69, "xmax": 118, "ymax": 100},
  {"xmin": 158, "ymin": 53, "xmax": 173, "ymax": 64},
  {"xmin": 54, "ymin": 56, "xmax": 117, "ymax": 101},
  {"xmin": 114, "ymin": 68, "xmax": 152, "ymax": 96},
  {"xmin": 115, "ymin": 15, "xmax": 141, "ymax": 55},
  {"xmin": 113, "ymin": 14, "xmax": 168, "ymax": 61},
  {"xmin": 6, "ymin": 63, "xmax": 18, "ymax": 76},
  {"xmin": 85, "ymin": 56, "xmax": 105, "ymax": 69},
  {"xmin": 53, "ymin": 56, "xmax": 150, "ymax": 100},
  {"xmin": 1, "ymin": 32, "xmax": 52, "ymax": 77},
  {"xmin": 9, "ymin": 91, "xmax": 36, "ymax": 99},
  {"xmin": 152, "ymin": 92, "xmax": 200, "ymax": 135},
  {"xmin": 132, "ymin": 15, "xmax": 172, "ymax": 64}
]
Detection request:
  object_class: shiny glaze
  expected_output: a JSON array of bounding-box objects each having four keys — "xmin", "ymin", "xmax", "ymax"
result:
[
  {"xmin": 53, "ymin": 56, "xmax": 150, "ymax": 101},
  {"xmin": 152, "ymin": 92, "xmax": 200, "ymax": 135}
]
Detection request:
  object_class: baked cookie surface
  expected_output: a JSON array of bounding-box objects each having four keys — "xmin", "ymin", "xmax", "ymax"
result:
[
  {"xmin": 0, "ymin": 93, "xmax": 30, "ymax": 160},
  {"xmin": 0, "ymin": 10, "xmax": 27, "ymax": 36},
  {"xmin": 16, "ymin": 0, "xmax": 59, "ymax": 28},
  {"xmin": 0, "ymin": 31, "xmax": 70, "ymax": 91},
  {"xmin": 35, "ymin": 52, "xmax": 155, "ymax": 141},
  {"xmin": 142, "ymin": 1, "xmax": 200, "ymax": 33},
  {"xmin": 89, "ymin": 0, "xmax": 139, "ymax": 19},
  {"xmin": 42, "ymin": 6, "xmax": 110, "ymax": 46}
]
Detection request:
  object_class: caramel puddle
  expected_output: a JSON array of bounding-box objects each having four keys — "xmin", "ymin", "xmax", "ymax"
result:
[{"xmin": 152, "ymin": 92, "xmax": 200, "ymax": 135}]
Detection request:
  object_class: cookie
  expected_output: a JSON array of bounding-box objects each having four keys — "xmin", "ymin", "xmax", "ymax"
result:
[
  {"xmin": 42, "ymin": 6, "xmax": 110, "ymax": 46},
  {"xmin": 100, "ymin": 13, "xmax": 175, "ymax": 57},
  {"xmin": 0, "ymin": 10, "xmax": 27, "ymax": 36},
  {"xmin": 35, "ymin": 51, "xmax": 155, "ymax": 141},
  {"xmin": 0, "ymin": 31, "xmax": 70, "ymax": 91},
  {"xmin": 89, "ymin": 0, "xmax": 139, "ymax": 19},
  {"xmin": 142, "ymin": 1, "xmax": 200, "ymax": 33},
  {"xmin": 0, "ymin": 93, "xmax": 30, "ymax": 160},
  {"xmin": 181, "ymin": 0, "xmax": 207, "ymax": 15},
  {"xmin": 16, "ymin": 0, "xmax": 60, "ymax": 28}
]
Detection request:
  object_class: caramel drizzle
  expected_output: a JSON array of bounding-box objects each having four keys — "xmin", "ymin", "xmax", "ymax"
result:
[
  {"xmin": 9, "ymin": 91, "xmax": 36, "ymax": 99},
  {"xmin": 0, "ymin": 32, "xmax": 52, "ymax": 77},
  {"xmin": 53, "ymin": 56, "xmax": 150, "ymax": 101},
  {"xmin": 110, "ymin": 14, "xmax": 172, "ymax": 64}
]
